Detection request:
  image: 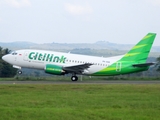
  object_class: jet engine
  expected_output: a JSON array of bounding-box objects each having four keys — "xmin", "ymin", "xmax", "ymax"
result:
[{"xmin": 45, "ymin": 64, "xmax": 65, "ymax": 75}]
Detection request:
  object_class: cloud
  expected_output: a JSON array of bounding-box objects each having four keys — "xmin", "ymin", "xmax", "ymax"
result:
[
  {"xmin": 2, "ymin": 0, "xmax": 31, "ymax": 8},
  {"xmin": 147, "ymin": 0, "xmax": 160, "ymax": 6},
  {"xmin": 65, "ymin": 3, "xmax": 93, "ymax": 15}
]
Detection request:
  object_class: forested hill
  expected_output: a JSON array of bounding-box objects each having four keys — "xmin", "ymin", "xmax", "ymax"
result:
[{"xmin": 0, "ymin": 41, "xmax": 160, "ymax": 52}]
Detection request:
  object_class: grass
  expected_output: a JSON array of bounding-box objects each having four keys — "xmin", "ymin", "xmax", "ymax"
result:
[
  {"xmin": 1, "ymin": 75, "xmax": 160, "ymax": 81},
  {"xmin": 0, "ymin": 84, "xmax": 160, "ymax": 120}
]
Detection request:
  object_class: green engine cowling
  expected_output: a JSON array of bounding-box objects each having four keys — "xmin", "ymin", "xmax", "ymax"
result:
[{"xmin": 45, "ymin": 64, "xmax": 65, "ymax": 75}]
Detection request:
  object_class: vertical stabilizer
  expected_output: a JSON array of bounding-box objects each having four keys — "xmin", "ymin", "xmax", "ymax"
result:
[{"xmin": 120, "ymin": 33, "xmax": 156, "ymax": 63}]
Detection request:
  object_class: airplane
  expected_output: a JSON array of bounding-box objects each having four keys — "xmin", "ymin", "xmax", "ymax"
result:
[{"xmin": 2, "ymin": 33, "xmax": 156, "ymax": 81}]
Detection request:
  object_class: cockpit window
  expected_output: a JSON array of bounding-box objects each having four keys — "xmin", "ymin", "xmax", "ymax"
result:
[{"xmin": 11, "ymin": 51, "xmax": 17, "ymax": 55}]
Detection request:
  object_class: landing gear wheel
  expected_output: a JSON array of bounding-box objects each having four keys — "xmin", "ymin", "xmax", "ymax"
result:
[
  {"xmin": 17, "ymin": 70, "xmax": 22, "ymax": 75},
  {"xmin": 71, "ymin": 76, "xmax": 78, "ymax": 81}
]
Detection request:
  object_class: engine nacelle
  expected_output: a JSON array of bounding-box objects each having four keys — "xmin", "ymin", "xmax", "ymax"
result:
[{"xmin": 45, "ymin": 64, "xmax": 65, "ymax": 75}]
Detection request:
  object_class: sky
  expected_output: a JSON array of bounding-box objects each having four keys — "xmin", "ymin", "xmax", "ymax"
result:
[{"xmin": 0, "ymin": 0, "xmax": 160, "ymax": 45}]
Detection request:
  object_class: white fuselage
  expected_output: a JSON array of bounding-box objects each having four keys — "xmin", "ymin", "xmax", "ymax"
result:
[{"xmin": 2, "ymin": 49, "xmax": 123, "ymax": 75}]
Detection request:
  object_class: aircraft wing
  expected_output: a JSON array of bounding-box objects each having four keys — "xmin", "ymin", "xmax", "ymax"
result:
[
  {"xmin": 132, "ymin": 62, "xmax": 155, "ymax": 67},
  {"xmin": 63, "ymin": 63, "xmax": 93, "ymax": 74}
]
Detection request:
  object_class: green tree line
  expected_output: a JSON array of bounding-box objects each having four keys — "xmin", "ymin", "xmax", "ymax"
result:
[{"xmin": 0, "ymin": 47, "xmax": 17, "ymax": 77}]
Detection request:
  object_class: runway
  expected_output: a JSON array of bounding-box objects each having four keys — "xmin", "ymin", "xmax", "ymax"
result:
[{"xmin": 0, "ymin": 80, "xmax": 160, "ymax": 84}]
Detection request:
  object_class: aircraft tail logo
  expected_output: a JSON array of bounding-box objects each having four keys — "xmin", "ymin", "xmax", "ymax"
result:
[{"xmin": 120, "ymin": 33, "xmax": 156, "ymax": 63}]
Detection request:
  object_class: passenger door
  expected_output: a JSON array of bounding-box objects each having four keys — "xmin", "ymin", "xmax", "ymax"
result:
[
  {"xmin": 116, "ymin": 62, "xmax": 122, "ymax": 72},
  {"xmin": 23, "ymin": 51, "xmax": 29, "ymax": 61}
]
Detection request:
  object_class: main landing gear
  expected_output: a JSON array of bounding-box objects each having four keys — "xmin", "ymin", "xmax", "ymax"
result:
[{"xmin": 71, "ymin": 76, "xmax": 78, "ymax": 81}]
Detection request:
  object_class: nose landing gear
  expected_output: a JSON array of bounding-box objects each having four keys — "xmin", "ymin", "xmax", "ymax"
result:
[{"xmin": 17, "ymin": 70, "xmax": 22, "ymax": 75}]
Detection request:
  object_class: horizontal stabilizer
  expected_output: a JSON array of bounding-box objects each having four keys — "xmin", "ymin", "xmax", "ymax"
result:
[{"xmin": 132, "ymin": 62, "xmax": 155, "ymax": 67}]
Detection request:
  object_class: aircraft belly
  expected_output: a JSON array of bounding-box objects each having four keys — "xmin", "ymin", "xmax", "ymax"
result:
[{"xmin": 18, "ymin": 61, "xmax": 44, "ymax": 70}]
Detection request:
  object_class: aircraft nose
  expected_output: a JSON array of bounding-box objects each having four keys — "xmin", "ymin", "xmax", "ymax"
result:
[
  {"xmin": 2, "ymin": 55, "xmax": 5, "ymax": 60},
  {"xmin": 2, "ymin": 55, "xmax": 8, "ymax": 62},
  {"xmin": 2, "ymin": 54, "xmax": 14, "ymax": 65}
]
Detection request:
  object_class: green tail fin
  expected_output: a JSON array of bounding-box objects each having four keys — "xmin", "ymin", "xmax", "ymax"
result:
[{"xmin": 120, "ymin": 33, "xmax": 156, "ymax": 63}]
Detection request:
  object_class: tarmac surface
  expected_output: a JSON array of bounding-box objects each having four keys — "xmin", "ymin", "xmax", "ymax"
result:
[{"xmin": 0, "ymin": 80, "xmax": 160, "ymax": 84}]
